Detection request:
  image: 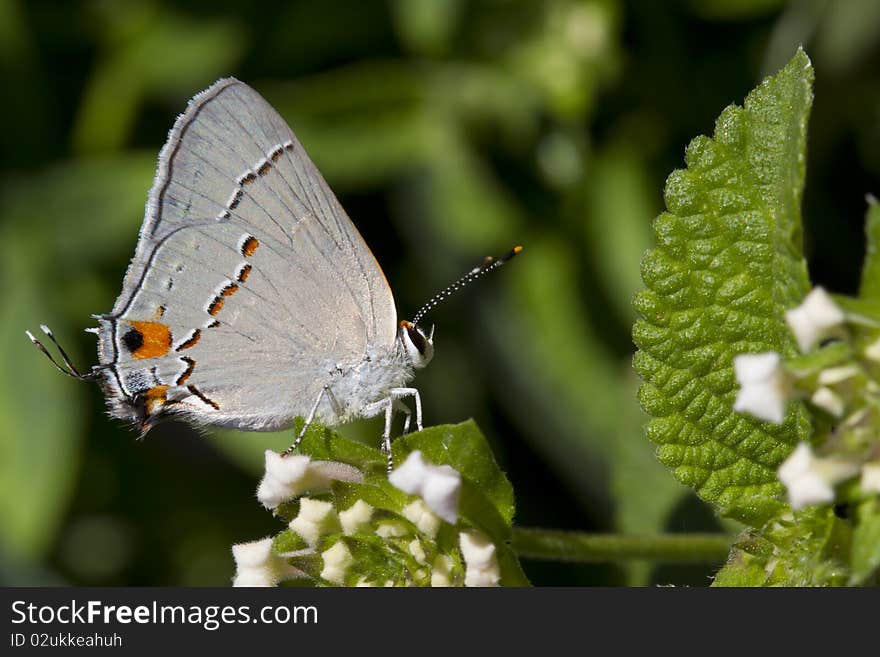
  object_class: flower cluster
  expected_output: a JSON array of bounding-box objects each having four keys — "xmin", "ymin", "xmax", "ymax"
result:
[
  {"xmin": 732, "ymin": 287, "xmax": 880, "ymax": 510},
  {"xmin": 231, "ymin": 445, "xmax": 506, "ymax": 587}
]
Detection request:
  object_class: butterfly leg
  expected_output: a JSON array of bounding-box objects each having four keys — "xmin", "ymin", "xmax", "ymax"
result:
[
  {"xmin": 363, "ymin": 396, "xmax": 397, "ymax": 473},
  {"xmin": 390, "ymin": 388, "xmax": 422, "ymax": 431},
  {"xmin": 395, "ymin": 399, "xmax": 412, "ymax": 435},
  {"xmin": 282, "ymin": 386, "xmax": 328, "ymax": 457}
]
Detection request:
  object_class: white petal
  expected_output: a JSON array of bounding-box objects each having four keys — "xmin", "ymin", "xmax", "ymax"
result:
[
  {"xmin": 785, "ymin": 287, "xmax": 845, "ymax": 352},
  {"xmin": 338, "ymin": 499, "xmax": 374, "ymax": 535},
  {"xmin": 459, "ymin": 531, "xmax": 500, "ymax": 587},
  {"xmin": 289, "ymin": 498, "xmax": 340, "ymax": 546},
  {"xmin": 810, "ymin": 387, "xmax": 844, "ymax": 417},
  {"xmin": 389, "ymin": 451, "xmax": 462, "ymax": 524},
  {"xmin": 320, "ymin": 541, "xmax": 354, "ymax": 585},
  {"xmin": 784, "ymin": 470, "xmax": 835, "ymax": 510},
  {"xmin": 401, "ymin": 500, "xmax": 441, "ymax": 538},
  {"xmin": 257, "ymin": 451, "xmax": 363, "ymax": 510},
  {"xmin": 863, "ymin": 338, "xmax": 880, "ymax": 363},
  {"xmin": 777, "ymin": 443, "xmax": 858, "ymax": 510},
  {"xmin": 431, "ymin": 555, "xmax": 455, "ymax": 587},
  {"xmin": 264, "ymin": 451, "xmax": 310, "ymax": 484},
  {"xmin": 232, "ymin": 537, "xmax": 274, "ymax": 569},
  {"xmin": 817, "ymin": 365, "xmax": 859, "ymax": 386},
  {"xmin": 375, "ymin": 521, "xmax": 410, "ymax": 538},
  {"xmin": 388, "ymin": 451, "xmax": 431, "ymax": 494},
  {"xmin": 733, "ymin": 382, "xmax": 787, "ymax": 423},
  {"xmin": 860, "ymin": 462, "xmax": 880, "ymax": 494},
  {"xmin": 732, "ymin": 353, "xmax": 788, "ymax": 423},
  {"xmin": 408, "ymin": 539, "xmax": 427, "ymax": 565},
  {"xmin": 231, "ymin": 537, "xmax": 303, "ymax": 587},
  {"xmin": 420, "ymin": 466, "xmax": 461, "ymax": 524},
  {"xmin": 733, "ymin": 352, "xmax": 782, "ymax": 383}
]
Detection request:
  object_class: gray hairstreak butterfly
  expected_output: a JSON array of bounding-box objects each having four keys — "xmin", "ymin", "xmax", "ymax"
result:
[{"xmin": 27, "ymin": 78, "xmax": 521, "ymax": 472}]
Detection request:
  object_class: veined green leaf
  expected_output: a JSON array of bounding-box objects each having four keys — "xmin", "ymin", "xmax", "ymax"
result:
[{"xmin": 633, "ymin": 49, "xmax": 814, "ymax": 524}]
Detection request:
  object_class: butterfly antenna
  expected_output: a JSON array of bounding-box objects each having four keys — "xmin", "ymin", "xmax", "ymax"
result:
[
  {"xmin": 25, "ymin": 324, "xmax": 97, "ymax": 381},
  {"xmin": 411, "ymin": 246, "xmax": 522, "ymax": 327}
]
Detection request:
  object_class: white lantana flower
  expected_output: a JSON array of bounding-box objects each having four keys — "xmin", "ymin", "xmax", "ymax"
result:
[
  {"xmin": 257, "ymin": 451, "xmax": 363, "ymax": 510},
  {"xmin": 860, "ymin": 462, "xmax": 880, "ymax": 494},
  {"xmin": 231, "ymin": 537, "xmax": 303, "ymax": 587},
  {"xmin": 810, "ymin": 387, "xmax": 844, "ymax": 418},
  {"xmin": 785, "ymin": 287, "xmax": 845, "ymax": 353},
  {"xmin": 408, "ymin": 539, "xmax": 427, "ymax": 565},
  {"xmin": 401, "ymin": 499, "xmax": 442, "ymax": 538},
  {"xmin": 863, "ymin": 337, "xmax": 880, "ymax": 363},
  {"xmin": 459, "ymin": 530, "xmax": 500, "ymax": 587},
  {"xmin": 431, "ymin": 555, "xmax": 455, "ymax": 587},
  {"xmin": 289, "ymin": 498, "xmax": 341, "ymax": 547},
  {"xmin": 733, "ymin": 352, "xmax": 790, "ymax": 423},
  {"xmin": 777, "ymin": 443, "xmax": 860, "ymax": 510},
  {"xmin": 817, "ymin": 365, "xmax": 860, "ymax": 386},
  {"xmin": 320, "ymin": 541, "xmax": 354, "ymax": 585},
  {"xmin": 338, "ymin": 499, "xmax": 373, "ymax": 535},
  {"xmin": 388, "ymin": 450, "xmax": 461, "ymax": 524},
  {"xmin": 375, "ymin": 520, "xmax": 410, "ymax": 538}
]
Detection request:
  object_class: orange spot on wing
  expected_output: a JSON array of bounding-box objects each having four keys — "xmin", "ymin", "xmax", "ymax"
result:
[
  {"xmin": 222, "ymin": 283, "xmax": 239, "ymax": 297},
  {"xmin": 208, "ymin": 297, "xmax": 225, "ymax": 316},
  {"xmin": 241, "ymin": 236, "xmax": 259, "ymax": 257},
  {"xmin": 143, "ymin": 385, "xmax": 169, "ymax": 415},
  {"xmin": 129, "ymin": 321, "xmax": 172, "ymax": 359},
  {"xmin": 237, "ymin": 264, "xmax": 252, "ymax": 283}
]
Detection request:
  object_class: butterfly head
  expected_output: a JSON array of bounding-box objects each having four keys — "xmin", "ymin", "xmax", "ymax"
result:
[{"xmin": 399, "ymin": 320, "xmax": 434, "ymax": 369}]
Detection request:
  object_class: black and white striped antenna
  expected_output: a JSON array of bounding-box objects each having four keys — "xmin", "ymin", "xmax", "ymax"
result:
[{"xmin": 411, "ymin": 246, "xmax": 522, "ymax": 328}]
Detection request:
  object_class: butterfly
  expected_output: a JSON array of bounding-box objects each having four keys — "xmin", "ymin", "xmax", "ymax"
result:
[{"xmin": 28, "ymin": 78, "xmax": 520, "ymax": 472}]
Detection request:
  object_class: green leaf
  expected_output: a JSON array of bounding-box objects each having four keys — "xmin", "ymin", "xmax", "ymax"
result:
[
  {"xmin": 632, "ymin": 49, "xmax": 814, "ymax": 524},
  {"xmin": 858, "ymin": 195, "xmax": 880, "ymax": 302},
  {"xmin": 331, "ymin": 480, "xmax": 409, "ymax": 515},
  {"xmin": 849, "ymin": 497, "xmax": 880, "ymax": 585},
  {"xmin": 297, "ymin": 422, "xmax": 388, "ymax": 477},
  {"xmin": 496, "ymin": 542, "xmax": 532, "ymax": 587}
]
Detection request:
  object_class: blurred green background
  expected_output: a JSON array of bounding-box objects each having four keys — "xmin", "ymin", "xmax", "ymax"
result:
[{"xmin": 1, "ymin": 0, "xmax": 878, "ymax": 586}]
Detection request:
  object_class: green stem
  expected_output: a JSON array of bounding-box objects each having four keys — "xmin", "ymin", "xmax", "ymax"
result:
[{"xmin": 512, "ymin": 527, "xmax": 732, "ymax": 563}]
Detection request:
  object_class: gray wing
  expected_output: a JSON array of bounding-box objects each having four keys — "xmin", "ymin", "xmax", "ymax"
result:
[{"xmin": 96, "ymin": 78, "xmax": 397, "ymax": 430}]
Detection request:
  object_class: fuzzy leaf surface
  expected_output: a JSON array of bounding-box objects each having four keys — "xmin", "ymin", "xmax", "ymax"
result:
[{"xmin": 633, "ymin": 49, "xmax": 814, "ymax": 523}]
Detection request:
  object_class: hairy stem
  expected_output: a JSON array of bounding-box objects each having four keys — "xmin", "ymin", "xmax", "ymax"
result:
[{"xmin": 512, "ymin": 527, "xmax": 732, "ymax": 563}]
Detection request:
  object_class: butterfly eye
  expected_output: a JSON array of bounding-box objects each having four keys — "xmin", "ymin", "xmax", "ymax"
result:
[
  {"xmin": 399, "ymin": 321, "xmax": 434, "ymax": 368},
  {"xmin": 407, "ymin": 325, "xmax": 428, "ymax": 355}
]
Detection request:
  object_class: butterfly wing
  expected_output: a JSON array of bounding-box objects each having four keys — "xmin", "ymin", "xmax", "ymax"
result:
[{"xmin": 96, "ymin": 78, "xmax": 397, "ymax": 431}]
